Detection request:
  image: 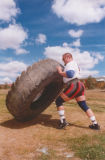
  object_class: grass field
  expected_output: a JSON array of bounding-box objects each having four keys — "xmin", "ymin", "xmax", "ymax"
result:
[{"xmin": 0, "ymin": 89, "xmax": 105, "ymax": 160}]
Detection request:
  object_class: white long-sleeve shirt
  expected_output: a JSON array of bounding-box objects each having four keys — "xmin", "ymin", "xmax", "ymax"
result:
[{"xmin": 63, "ymin": 60, "xmax": 80, "ymax": 83}]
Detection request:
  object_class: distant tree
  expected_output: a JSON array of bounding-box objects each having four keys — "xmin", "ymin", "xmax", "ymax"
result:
[
  {"xmin": 96, "ymin": 81, "xmax": 105, "ymax": 89},
  {"xmin": 3, "ymin": 83, "xmax": 10, "ymax": 89},
  {"xmin": 4, "ymin": 83, "xmax": 8, "ymax": 89},
  {"xmin": 85, "ymin": 76, "xmax": 97, "ymax": 89}
]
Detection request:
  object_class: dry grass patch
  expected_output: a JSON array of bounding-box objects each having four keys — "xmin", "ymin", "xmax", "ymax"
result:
[{"xmin": 0, "ymin": 89, "xmax": 105, "ymax": 160}]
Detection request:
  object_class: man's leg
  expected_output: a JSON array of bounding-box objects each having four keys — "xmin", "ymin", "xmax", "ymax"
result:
[
  {"xmin": 76, "ymin": 95, "xmax": 100, "ymax": 130},
  {"xmin": 55, "ymin": 96, "xmax": 69, "ymax": 129}
]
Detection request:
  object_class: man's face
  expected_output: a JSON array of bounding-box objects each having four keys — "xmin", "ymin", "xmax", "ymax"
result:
[{"xmin": 63, "ymin": 56, "xmax": 71, "ymax": 65}]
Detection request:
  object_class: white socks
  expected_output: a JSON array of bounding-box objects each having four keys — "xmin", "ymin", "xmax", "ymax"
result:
[
  {"xmin": 58, "ymin": 110, "xmax": 65, "ymax": 123},
  {"xmin": 90, "ymin": 116, "xmax": 97, "ymax": 124},
  {"xmin": 58, "ymin": 111, "xmax": 97, "ymax": 125}
]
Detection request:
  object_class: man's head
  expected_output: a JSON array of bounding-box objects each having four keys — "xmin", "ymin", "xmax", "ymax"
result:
[{"xmin": 62, "ymin": 53, "xmax": 73, "ymax": 65}]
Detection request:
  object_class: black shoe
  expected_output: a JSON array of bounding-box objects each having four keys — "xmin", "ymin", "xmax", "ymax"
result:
[
  {"xmin": 58, "ymin": 119, "xmax": 69, "ymax": 129},
  {"xmin": 89, "ymin": 123, "xmax": 100, "ymax": 130}
]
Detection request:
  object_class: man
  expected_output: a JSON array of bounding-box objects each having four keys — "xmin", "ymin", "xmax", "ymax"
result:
[{"xmin": 56, "ymin": 53, "xmax": 100, "ymax": 130}]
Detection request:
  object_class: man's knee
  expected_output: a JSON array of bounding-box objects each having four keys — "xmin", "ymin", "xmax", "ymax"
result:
[
  {"xmin": 55, "ymin": 96, "xmax": 65, "ymax": 107},
  {"xmin": 77, "ymin": 101, "xmax": 89, "ymax": 112}
]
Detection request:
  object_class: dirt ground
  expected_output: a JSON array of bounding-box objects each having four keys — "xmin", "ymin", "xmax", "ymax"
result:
[{"xmin": 0, "ymin": 89, "xmax": 105, "ymax": 160}]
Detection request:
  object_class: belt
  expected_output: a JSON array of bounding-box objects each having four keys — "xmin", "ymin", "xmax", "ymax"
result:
[{"xmin": 64, "ymin": 78, "xmax": 79, "ymax": 88}]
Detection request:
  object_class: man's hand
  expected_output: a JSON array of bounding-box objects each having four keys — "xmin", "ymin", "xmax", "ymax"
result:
[
  {"xmin": 57, "ymin": 66, "xmax": 67, "ymax": 77},
  {"xmin": 57, "ymin": 66, "xmax": 62, "ymax": 74}
]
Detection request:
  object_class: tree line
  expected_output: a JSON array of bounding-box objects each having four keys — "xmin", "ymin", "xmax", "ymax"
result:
[
  {"xmin": 81, "ymin": 76, "xmax": 105, "ymax": 89},
  {"xmin": 0, "ymin": 76, "xmax": 105, "ymax": 89}
]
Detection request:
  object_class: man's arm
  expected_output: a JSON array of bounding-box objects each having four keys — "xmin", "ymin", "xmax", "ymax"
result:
[
  {"xmin": 57, "ymin": 66, "xmax": 75, "ymax": 78},
  {"xmin": 57, "ymin": 66, "xmax": 67, "ymax": 77}
]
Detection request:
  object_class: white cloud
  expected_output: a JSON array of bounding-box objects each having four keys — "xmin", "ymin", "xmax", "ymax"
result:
[
  {"xmin": 52, "ymin": 0, "xmax": 105, "ymax": 25},
  {"xmin": 68, "ymin": 29, "xmax": 84, "ymax": 37},
  {"xmin": 44, "ymin": 45, "xmax": 73, "ymax": 63},
  {"xmin": 16, "ymin": 48, "xmax": 29, "ymax": 55},
  {"xmin": 0, "ymin": 61, "xmax": 27, "ymax": 84},
  {"xmin": 44, "ymin": 43, "xmax": 104, "ymax": 77},
  {"xmin": 70, "ymin": 39, "xmax": 81, "ymax": 47},
  {"xmin": 62, "ymin": 42, "xmax": 69, "ymax": 47},
  {"xmin": 0, "ymin": 71, "xmax": 19, "ymax": 79},
  {"xmin": 80, "ymin": 69, "xmax": 99, "ymax": 78},
  {"xmin": 0, "ymin": 61, "xmax": 27, "ymax": 74},
  {"xmin": 0, "ymin": 1, "xmax": 29, "ymax": 54},
  {"xmin": 35, "ymin": 33, "xmax": 47, "ymax": 44},
  {"xmin": 63, "ymin": 39, "xmax": 81, "ymax": 47},
  {"xmin": 0, "ymin": 77, "xmax": 12, "ymax": 84},
  {"xmin": 92, "ymin": 52, "xmax": 104, "ymax": 61},
  {"xmin": 0, "ymin": 24, "xmax": 28, "ymax": 54},
  {"xmin": 0, "ymin": 0, "xmax": 20, "ymax": 22}
]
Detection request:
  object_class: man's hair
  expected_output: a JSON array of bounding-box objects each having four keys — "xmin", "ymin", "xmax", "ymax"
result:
[{"xmin": 62, "ymin": 53, "xmax": 72, "ymax": 61}]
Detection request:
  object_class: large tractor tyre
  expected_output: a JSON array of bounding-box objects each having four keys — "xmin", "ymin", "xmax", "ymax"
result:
[{"xmin": 6, "ymin": 59, "xmax": 64, "ymax": 121}]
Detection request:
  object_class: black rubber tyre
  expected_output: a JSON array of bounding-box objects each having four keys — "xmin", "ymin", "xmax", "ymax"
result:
[{"xmin": 6, "ymin": 59, "xmax": 64, "ymax": 121}]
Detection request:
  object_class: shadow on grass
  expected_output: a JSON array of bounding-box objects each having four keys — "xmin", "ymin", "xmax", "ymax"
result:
[
  {"xmin": 0, "ymin": 114, "xmax": 58, "ymax": 129},
  {"xmin": 0, "ymin": 113, "xmax": 89, "ymax": 130}
]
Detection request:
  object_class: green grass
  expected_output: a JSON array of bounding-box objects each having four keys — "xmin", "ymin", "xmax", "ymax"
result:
[
  {"xmin": 37, "ymin": 149, "xmax": 71, "ymax": 160},
  {"xmin": 87, "ymin": 97, "xmax": 105, "ymax": 102},
  {"xmin": 0, "ymin": 89, "xmax": 105, "ymax": 160},
  {"xmin": 89, "ymin": 104, "xmax": 105, "ymax": 113},
  {"xmin": 37, "ymin": 151, "xmax": 57, "ymax": 160},
  {"xmin": 63, "ymin": 134, "xmax": 105, "ymax": 160},
  {"xmin": 0, "ymin": 94, "xmax": 8, "ymax": 113},
  {"xmin": 64, "ymin": 99, "xmax": 105, "ymax": 113}
]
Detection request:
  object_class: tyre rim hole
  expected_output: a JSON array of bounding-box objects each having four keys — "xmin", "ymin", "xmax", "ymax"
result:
[{"xmin": 33, "ymin": 89, "xmax": 44, "ymax": 102}]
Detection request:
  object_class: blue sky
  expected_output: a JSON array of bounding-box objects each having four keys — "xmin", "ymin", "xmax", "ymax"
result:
[{"xmin": 0, "ymin": 0, "xmax": 105, "ymax": 83}]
